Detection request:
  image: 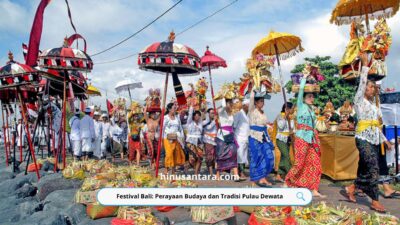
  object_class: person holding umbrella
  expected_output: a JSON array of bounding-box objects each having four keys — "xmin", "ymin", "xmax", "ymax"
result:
[{"xmin": 275, "ymin": 102, "xmax": 295, "ymax": 182}]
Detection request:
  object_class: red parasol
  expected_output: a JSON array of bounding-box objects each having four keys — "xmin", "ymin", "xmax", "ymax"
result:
[
  {"xmin": 200, "ymin": 46, "xmax": 227, "ymax": 128},
  {"xmin": 138, "ymin": 31, "xmax": 200, "ymax": 177}
]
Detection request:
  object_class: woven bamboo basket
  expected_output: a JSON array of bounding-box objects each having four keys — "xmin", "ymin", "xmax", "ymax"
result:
[
  {"xmin": 291, "ymin": 84, "xmax": 320, "ymax": 93},
  {"xmin": 254, "ymin": 213, "xmax": 284, "ymax": 225}
]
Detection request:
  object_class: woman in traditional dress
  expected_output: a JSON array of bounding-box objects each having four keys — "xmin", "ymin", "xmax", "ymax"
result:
[
  {"xmin": 163, "ymin": 103, "xmax": 185, "ymax": 175},
  {"xmin": 284, "ymin": 72, "xmax": 325, "ymax": 197},
  {"xmin": 248, "ymin": 91, "xmax": 275, "ymax": 187},
  {"xmin": 216, "ymin": 98, "xmax": 241, "ymax": 181},
  {"xmin": 186, "ymin": 103, "xmax": 204, "ymax": 175},
  {"xmin": 345, "ymin": 53, "xmax": 393, "ymax": 212},
  {"xmin": 203, "ymin": 108, "xmax": 217, "ymax": 175},
  {"xmin": 128, "ymin": 112, "xmax": 142, "ymax": 165},
  {"xmin": 275, "ymin": 102, "xmax": 294, "ymax": 182}
]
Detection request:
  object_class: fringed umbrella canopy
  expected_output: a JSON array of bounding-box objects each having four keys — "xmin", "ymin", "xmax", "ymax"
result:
[
  {"xmin": 38, "ymin": 38, "xmax": 93, "ymax": 72},
  {"xmin": 200, "ymin": 46, "xmax": 227, "ymax": 71},
  {"xmin": 115, "ymin": 79, "xmax": 143, "ymax": 94},
  {"xmin": 0, "ymin": 52, "xmax": 41, "ymax": 90},
  {"xmin": 330, "ymin": 0, "xmax": 400, "ymax": 25},
  {"xmin": 87, "ymin": 84, "xmax": 101, "ymax": 96},
  {"xmin": 138, "ymin": 32, "xmax": 200, "ymax": 76},
  {"xmin": 252, "ymin": 31, "xmax": 304, "ymax": 60}
]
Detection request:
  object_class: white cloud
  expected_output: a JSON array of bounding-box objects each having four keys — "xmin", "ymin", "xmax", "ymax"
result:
[
  {"xmin": 2, "ymin": 0, "xmax": 400, "ymax": 120},
  {"xmin": 0, "ymin": 0, "xmax": 31, "ymax": 33}
]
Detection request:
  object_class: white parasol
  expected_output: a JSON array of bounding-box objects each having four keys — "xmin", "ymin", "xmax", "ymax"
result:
[{"xmin": 115, "ymin": 78, "xmax": 143, "ymax": 102}]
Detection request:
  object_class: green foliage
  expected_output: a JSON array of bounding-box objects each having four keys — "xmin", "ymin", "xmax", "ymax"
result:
[{"xmin": 285, "ymin": 56, "xmax": 357, "ymax": 109}]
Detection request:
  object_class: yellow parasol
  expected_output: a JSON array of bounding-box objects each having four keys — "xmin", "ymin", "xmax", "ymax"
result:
[
  {"xmin": 87, "ymin": 84, "xmax": 101, "ymax": 96},
  {"xmin": 252, "ymin": 31, "xmax": 304, "ymax": 60},
  {"xmin": 330, "ymin": 0, "xmax": 400, "ymax": 30},
  {"xmin": 252, "ymin": 30, "xmax": 304, "ymax": 140}
]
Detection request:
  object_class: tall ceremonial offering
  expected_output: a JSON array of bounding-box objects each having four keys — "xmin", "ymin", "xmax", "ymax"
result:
[
  {"xmin": 239, "ymin": 56, "xmax": 281, "ymax": 97},
  {"xmin": 291, "ymin": 63, "xmax": 324, "ymax": 94},
  {"xmin": 138, "ymin": 31, "xmax": 200, "ymax": 177},
  {"xmin": 331, "ymin": 0, "xmax": 398, "ymax": 81},
  {"xmin": 331, "ymin": 0, "xmax": 398, "ymax": 156}
]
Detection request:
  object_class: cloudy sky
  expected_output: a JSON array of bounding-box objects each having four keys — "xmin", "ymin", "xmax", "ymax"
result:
[{"xmin": 1, "ymin": 0, "xmax": 400, "ymax": 119}]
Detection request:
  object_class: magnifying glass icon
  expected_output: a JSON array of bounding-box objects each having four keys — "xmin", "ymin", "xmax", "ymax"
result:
[{"xmin": 297, "ymin": 192, "xmax": 306, "ymax": 201}]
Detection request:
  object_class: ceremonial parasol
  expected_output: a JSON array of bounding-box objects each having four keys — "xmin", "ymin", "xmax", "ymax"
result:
[
  {"xmin": 138, "ymin": 31, "xmax": 200, "ymax": 177},
  {"xmin": 38, "ymin": 35, "xmax": 93, "ymax": 170},
  {"xmin": 252, "ymin": 30, "xmax": 304, "ymax": 136},
  {"xmin": 115, "ymin": 78, "xmax": 143, "ymax": 102},
  {"xmin": 87, "ymin": 84, "xmax": 101, "ymax": 96},
  {"xmin": 0, "ymin": 52, "xmax": 41, "ymax": 179},
  {"xmin": 330, "ymin": 0, "xmax": 400, "ymax": 30},
  {"xmin": 200, "ymin": 46, "xmax": 227, "ymax": 128}
]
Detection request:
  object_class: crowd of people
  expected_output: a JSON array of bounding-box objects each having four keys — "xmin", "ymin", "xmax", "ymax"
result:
[{"xmin": 3, "ymin": 53, "xmax": 398, "ymax": 214}]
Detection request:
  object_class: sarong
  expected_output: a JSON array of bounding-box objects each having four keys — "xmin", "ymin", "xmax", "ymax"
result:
[
  {"xmin": 354, "ymin": 138, "xmax": 380, "ymax": 201},
  {"xmin": 128, "ymin": 138, "xmax": 141, "ymax": 162},
  {"xmin": 276, "ymin": 139, "xmax": 292, "ymax": 176},
  {"xmin": 216, "ymin": 126, "xmax": 237, "ymax": 172},
  {"xmin": 205, "ymin": 143, "xmax": 216, "ymax": 168},
  {"xmin": 285, "ymin": 124, "xmax": 321, "ymax": 190},
  {"xmin": 163, "ymin": 139, "xmax": 185, "ymax": 168},
  {"xmin": 248, "ymin": 125, "xmax": 274, "ymax": 181},
  {"xmin": 187, "ymin": 143, "xmax": 204, "ymax": 167}
]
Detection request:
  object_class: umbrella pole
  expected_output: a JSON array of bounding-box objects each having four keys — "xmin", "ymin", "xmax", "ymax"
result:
[
  {"xmin": 1, "ymin": 103, "xmax": 9, "ymax": 166},
  {"xmin": 364, "ymin": 6, "xmax": 370, "ymax": 33},
  {"xmin": 17, "ymin": 88, "xmax": 40, "ymax": 180},
  {"xmin": 128, "ymin": 87, "xmax": 133, "ymax": 103},
  {"xmin": 208, "ymin": 65, "xmax": 219, "ymax": 129},
  {"xmin": 155, "ymin": 73, "xmax": 169, "ymax": 177},
  {"xmin": 274, "ymin": 44, "xmax": 295, "ymax": 159},
  {"xmin": 19, "ymin": 115, "xmax": 23, "ymax": 163},
  {"xmin": 62, "ymin": 76, "xmax": 67, "ymax": 169},
  {"xmin": 274, "ymin": 44, "xmax": 293, "ymax": 133}
]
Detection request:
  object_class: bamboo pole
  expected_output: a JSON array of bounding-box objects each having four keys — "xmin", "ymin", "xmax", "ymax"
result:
[
  {"xmin": 208, "ymin": 65, "xmax": 219, "ymax": 129},
  {"xmin": 17, "ymin": 88, "xmax": 40, "ymax": 179},
  {"xmin": 155, "ymin": 73, "xmax": 169, "ymax": 177},
  {"xmin": 1, "ymin": 104, "xmax": 9, "ymax": 166}
]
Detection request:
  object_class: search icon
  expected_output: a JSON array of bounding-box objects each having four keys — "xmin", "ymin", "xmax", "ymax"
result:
[{"xmin": 296, "ymin": 192, "xmax": 306, "ymax": 201}]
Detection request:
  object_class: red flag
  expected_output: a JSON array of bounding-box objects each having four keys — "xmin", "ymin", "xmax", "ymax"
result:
[
  {"xmin": 106, "ymin": 99, "xmax": 114, "ymax": 115},
  {"xmin": 26, "ymin": 0, "xmax": 52, "ymax": 66}
]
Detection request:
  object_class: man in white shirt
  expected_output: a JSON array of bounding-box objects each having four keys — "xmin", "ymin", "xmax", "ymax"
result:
[
  {"xmin": 92, "ymin": 111, "xmax": 103, "ymax": 159},
  {"xmin": 101, "ymin": 114, "xmax": 112, "ymax": 159},
  {"xmin": 69, "ymin": 108, "xmax": 81, "ymax": 160},
  {"xmin": 110, "ymin": 117, "xmax": 123, "ymax": 162},
  {"xmin": 16, "ymin": 119, "xmax": 25, "ymax": 150},
  {"xmin": 233, "ymin": 99, "xmax": 250, "ymax": 179},
  {"xmin": 80, "ymin": 107, "xmax": 95, "ymax": 161}
]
